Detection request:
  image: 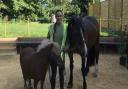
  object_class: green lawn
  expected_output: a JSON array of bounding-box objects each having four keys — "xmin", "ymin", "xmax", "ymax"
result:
[
  {"xmin": 100, "ymin": 28, "xmax": 120, "ymax": 37},
  {"xmin": 0, "ymin": 22, "xmax": 50, "ymax": 38},
  {"xmin": 0, "ymin": 22, "xmax": 120, "ymax": 38}
]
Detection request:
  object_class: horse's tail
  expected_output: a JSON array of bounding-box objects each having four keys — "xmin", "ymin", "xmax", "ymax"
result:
[{"xmin": 87, "ymin": 46, "xmax": 96, "ymax": 66}]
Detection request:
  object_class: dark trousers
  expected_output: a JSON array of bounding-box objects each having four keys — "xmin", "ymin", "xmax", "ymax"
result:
[{"xmin": 50, "ymin": 63, "xmax": 64, "ymax": 89}]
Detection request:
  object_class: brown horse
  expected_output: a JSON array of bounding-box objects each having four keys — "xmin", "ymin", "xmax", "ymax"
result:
[
  {"xmin": 66, "ymin": 15, "xmax": 100, "ymax": 89},
  {"xmin": 20, "ymin": 39, "xmax": 64, "ymax": 89}
]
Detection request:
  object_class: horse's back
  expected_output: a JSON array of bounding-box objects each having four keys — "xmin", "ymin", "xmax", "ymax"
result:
[
  {"xmin": 83, "ymin": 16, "xmax": 99, "ymax": 25},
  {"xmin": 82, "ymin": 16, "xmax": 99, "ymax": 32}
]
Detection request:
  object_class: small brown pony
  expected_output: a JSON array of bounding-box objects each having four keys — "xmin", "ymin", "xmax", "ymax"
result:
[
  {"xmin": 20, "ymin": 39, "xmax": 64, "ymax": 89},
  {"xmin": 66, "ymin": 15, "xmax": 100, "ymax": 89}
]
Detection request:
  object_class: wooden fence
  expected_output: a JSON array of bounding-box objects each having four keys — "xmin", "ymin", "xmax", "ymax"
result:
[
  {"xmin": 0, "ymin": 16, "xmax": 31, "ymax": 37},
  {"xmin": 89, "ymin": 0, "xmax": 128, "ymax": 31}
]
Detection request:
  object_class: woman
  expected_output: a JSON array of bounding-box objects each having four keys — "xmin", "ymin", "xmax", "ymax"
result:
[{"xmin": 47, "ymin": 9, "xmax": 67, "ymax": 89}]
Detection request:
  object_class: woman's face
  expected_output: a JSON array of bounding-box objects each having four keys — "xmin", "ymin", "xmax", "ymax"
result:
[{"xmin": 55, "ymin": 11, "xmax": 63, "ymax": 24}]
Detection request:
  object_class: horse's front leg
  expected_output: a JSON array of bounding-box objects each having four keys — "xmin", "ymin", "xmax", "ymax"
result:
[
  {"xmin": 67, "ymin": 52, "xmax": 74, "ymax": 88},
  {"xmin": 23, "ymin": 78, "xmax": 28, "ymax": 89},
  {"xmin": 81, "ymin": 54, "xmax": 87, "ymax": 89}
]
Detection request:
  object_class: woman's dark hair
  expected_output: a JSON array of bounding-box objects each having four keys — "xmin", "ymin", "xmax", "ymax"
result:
[{"xmin": 55, "ymin": 9, "xmax": 63, "ymax": 16}]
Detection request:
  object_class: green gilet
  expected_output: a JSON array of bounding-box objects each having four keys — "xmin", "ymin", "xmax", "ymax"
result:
[{"xmin": 48, "ymin": 23, "xmax": 67, "ymax": 49}]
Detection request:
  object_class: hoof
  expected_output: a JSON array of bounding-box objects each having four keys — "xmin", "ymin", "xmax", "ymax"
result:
[
  {"xmin": 83, "ymin": 87, "xmax": 87, "ymax": 89},
  {"xmin": 67, "ymin": 84, "xmax": 73, "ymax": 89},
  {"xmin": 83, "ymin": 84, "xmax": 87, "ymax": 89}
]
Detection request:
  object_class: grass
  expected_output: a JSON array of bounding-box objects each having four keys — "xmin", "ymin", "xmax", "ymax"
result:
[
  {"xmin": 0, "ymin": 22, "xmax": 120, "ymax": 38},
  {"xmin": 100, "ymin": 28, "xmax": 120, "ymax": 37},
  {"xmin": 0, "ymin": 22, "xmax": 50, "ymax": 38}
]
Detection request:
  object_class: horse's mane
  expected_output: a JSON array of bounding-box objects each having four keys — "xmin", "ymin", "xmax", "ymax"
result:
[
  {"xmin": 67, "ymin": 15, "xmax": 84, "ymax": 40},
  {"xmin": 37, "ymin": 39, "xmax": 60, "ymax": 55},
  {"xmin": 69, "ymin": 15, "xmax": 80, "ymax": 25}
]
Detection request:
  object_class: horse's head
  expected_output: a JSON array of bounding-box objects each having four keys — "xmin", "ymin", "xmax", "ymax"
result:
[
  {"xmin": 68, "ymin": 15, "xmax": 82, "ymax": 35},
  {"xmin": 67, "ymin": 15, "xmax": 84, "ymax": 43},
  {"xmin": 67, "ymin": 15, "xmax": 88, "ymax": 56},
  {"xmin": 37, "ymin": 39, "xmax": 64, "ymax": 68}
]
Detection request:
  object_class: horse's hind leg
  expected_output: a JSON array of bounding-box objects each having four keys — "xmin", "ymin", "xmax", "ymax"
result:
[
  {"xmin": 94, "ymin": 46, "xmax": 100, "ymax": 77},
  {"xmin": 67, "ymin": 52, "xmax": 74, "ymax": 88},
  {"xmin": 81, "ymin": 55, "xmax": 87, "ymax": 89}
]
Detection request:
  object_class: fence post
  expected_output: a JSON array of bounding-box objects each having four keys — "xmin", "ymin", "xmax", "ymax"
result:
[
  {"xmin": 19, "ymin": 15, "xmax": 21, "ymax": 24},
  {"xmin": 120, "ymin": 0, "xmax": 123, "ymax": 31},
  {"xmin": 100, "ymin": 16, "xmax": 102, "ymax": 33},
  {"xmin": 108, "ymin": 0, "xmax": 110, "ymax": 30},
  {"xmin": 19, "ymin": 16, "xmax": 21, "ymax": 31},
  {"xmin": 4, "ymin": 15, "xmax": 8, "ymax": 37},
  {"xmin": 27, "ymin": 16, "xmax": 30, "ymax": 37}
]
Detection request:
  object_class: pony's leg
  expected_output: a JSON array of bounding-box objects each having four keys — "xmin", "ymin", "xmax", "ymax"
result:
[
  {"xmin": 59, "ymin": 66, "xmax": 64, "ymax": 89},
  {"xmin": 67, "ymin": 52, "xmax": 74, "ymax": 88},
  {"xmin": 41, "ymin": 80, "xmax": 45, "ymax": 89},
  {"xmin": 50, "ymin": 63, "xmax": 57, "ymax": 89},
  {"xmin": 34, "ymin": 79, "xmax": 39, "ymax": 89},
  {"xmin": 81, "ymin": 55, "xmax": 87, "ymax": 89}
]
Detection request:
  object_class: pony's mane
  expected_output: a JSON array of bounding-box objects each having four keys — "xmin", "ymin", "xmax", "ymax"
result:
[
  {"xmin": 37, "ymin": 39, "xmax": 52, "ymax": 52},
  {"xmin": 37, "ymin": 39, "xmax": 60, "ymax": 53}
]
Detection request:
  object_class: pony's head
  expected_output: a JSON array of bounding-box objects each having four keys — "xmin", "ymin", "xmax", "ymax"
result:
[{"xmin": 37, "ymin": 39, "xmax": 64, "ymax": 68}]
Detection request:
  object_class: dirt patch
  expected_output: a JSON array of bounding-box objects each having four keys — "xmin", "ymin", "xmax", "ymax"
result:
[{"xmin": 0, "ymin": 53, "xmax": 128, "ymax": 89}]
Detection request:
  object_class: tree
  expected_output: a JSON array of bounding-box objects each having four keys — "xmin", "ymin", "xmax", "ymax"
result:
[
  {"xmin": 0, "ymin": 0, "xmax": 47, "ymax": 20},
  {"xmin": 71, "ymin": 0, "xmax": 100, "ymax": 16},
  {"xmin": 71, "ymin": 0, "xmax": 88, "ymax": 16},
  {"xmin": 0, "ymin": 1, "xmax": 7, "ymax": 16}
]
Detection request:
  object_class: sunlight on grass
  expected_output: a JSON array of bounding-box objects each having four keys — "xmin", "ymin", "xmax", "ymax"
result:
[
  {"xmin": 0, "ymin": 22, "xmax": 119, "ymax": 38},
  {"xmin": 100, "ymin": 32, "xmax": 109, "ymax": 37},
  {"xmin": 0, "ymin": 22, "xmax": 50, "ymax": 38}
]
